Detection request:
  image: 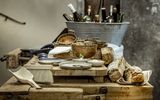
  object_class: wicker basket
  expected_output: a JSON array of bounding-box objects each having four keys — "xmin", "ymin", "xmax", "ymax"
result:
[{"xmin": 72, "ymin": 43, "xmax": 97, "ymax": 58}]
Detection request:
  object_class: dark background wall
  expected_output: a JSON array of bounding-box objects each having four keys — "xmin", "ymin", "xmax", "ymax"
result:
[
  {"xmin": 85, "ymin": 0, "xmax": 160, "ymax": 99},
  {"xmin": 121, "ymin": 0, "xmax": 160, "ymax": 100}
]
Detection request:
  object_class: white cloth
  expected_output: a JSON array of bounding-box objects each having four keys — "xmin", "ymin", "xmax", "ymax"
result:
[
  {"xmin": 108, "ymin": 43, "xmax": 124, "ymax": 59},
  {"xmin": 48, "ymin": 46, "xmax": 71, "ymax": 55}
]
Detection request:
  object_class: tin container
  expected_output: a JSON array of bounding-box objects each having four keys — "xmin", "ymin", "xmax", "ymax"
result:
[{"xmin": 66, "ymin": 22, "xmax": 130, "ymax": 46}]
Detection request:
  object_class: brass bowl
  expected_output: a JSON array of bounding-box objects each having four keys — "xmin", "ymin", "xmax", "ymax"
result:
[{"xmin": 72, "ymin": 42, "xmax": 97, "ymax": 58}]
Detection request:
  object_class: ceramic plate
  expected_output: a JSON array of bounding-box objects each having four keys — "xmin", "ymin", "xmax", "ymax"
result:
[
  {"xmin": 72, "ymin": 58, "xmax": 89, "ymax": 62},
  {"xmin": 59, "ymin": 61, "xmax": 92, "ymax": 70},
  {"xmin": 87, "ymin": 59, "xmax": 104, "ymax": 67},
  {"xmin": 39, "ymin": 58, "xmax": 66, "ymax": 65}
]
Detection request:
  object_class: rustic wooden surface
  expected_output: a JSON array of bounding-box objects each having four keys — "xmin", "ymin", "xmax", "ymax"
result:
[
  {"xmin": 50, "ymin": 82, "xmax": 153, "ymax": 100},
  {"xmin": 24, "ymin": 56, "xmax": 108, "ymax": 76},
  {"xmin": 6, "ymin": 48, "xmax": 21, "ymax": 68},
  {"xmin": 3, "ymin": 57, "xmax": 152, "ymax": 100},
  {"xmin": 24, "ymin": 56, "xmax": 108, "ymax": 83},
  {"xmin": 28, "ymin": 88, "xmax": 83, "ymax": 100},
  {"xmin": 0, "ymin": 77, "xmax": 83, "ymax": 100},
  {"xmin": 83, "ymin": 94, "xmax": 106, "ymax": 100},
  {"xmin": 0, "ymin": 77, "xmax": 30, "ymax": 95},
  {"xmin": 51, "ymin": 66, "xmax": 107, "ymax": 76},
  {"xmin": 0, "ymin": 77, "xmax": 153, "ymax": 100}
]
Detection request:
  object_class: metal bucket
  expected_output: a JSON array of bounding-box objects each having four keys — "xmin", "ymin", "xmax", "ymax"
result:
[{"xmin": 66, "ymin": 22, "xmax": 130, "ymax": 46}]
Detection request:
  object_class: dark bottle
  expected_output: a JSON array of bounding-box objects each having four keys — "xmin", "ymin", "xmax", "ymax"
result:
[
  {"xmin": 108, "ymin": 5, "xmax": 114, "ymax": 23},
  {"xmin": 63, "ymin": 13, "xmax": 73, "ymax": 21},
  {"xmin": 68, "ymin": 3, "xmax": 83, "ymax": 22},
  {"xmin": 101, "ymin": 0, "xmax": 107, "ymax": 22},
  {"xmin": 119, "ymin": 13, "xmax": 124, "ymax": 22},
  {"xmin": 83, "ymin": 5, "xmax": 92, "ymax": 22},
  {"xmin": 113, "ymin": 6, "xmax": 118, "ymax": 22}
]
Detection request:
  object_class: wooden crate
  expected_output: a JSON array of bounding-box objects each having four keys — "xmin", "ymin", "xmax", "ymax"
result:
[{"xmin": 0, "ymin": 77, "xmax": 153, "ymax": 100}]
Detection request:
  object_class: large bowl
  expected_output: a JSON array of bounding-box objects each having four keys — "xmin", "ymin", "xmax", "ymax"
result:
[{"xmin": 66, "ymin": 22, "xmax": 130, "ymax": 46}]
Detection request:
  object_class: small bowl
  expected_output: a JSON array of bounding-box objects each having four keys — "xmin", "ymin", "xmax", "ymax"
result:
[{"xmin": 87, "ymin": 59, "xmax": 104, "ymax": 67}]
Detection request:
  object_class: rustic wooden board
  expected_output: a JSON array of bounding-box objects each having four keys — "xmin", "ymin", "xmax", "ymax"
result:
[
  {"xmin": 83, "ymin": 94, "xmax": 106, "ymax": 100},
  {"xmin": 51, "ymin": 66, "xmax": 107, "ymax": 76},
  {"xmin": 47, "ymin": 82, "xmax": 153, "ymax": 100},
  {"xmin": 28, "ymin": 88, "xmax": 83, "ymax": 100},
  {"xmin": 6, "ymin": 48, "xmax": 21, "ymax": 68},
  {"xmin": 0, "ymin": 77, "xmax": 83, "ymax": 100},
  {"xmin": 0, "ymin": 77, "xmax": 153, "ymax": 100},
  {"xmin": 0, "ymin": 77, "xmax": 31, "ymax": 95}
]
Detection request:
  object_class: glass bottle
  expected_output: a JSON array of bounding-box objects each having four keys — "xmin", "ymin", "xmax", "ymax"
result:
[
  {"xmin": 68, "ymin": 3, "xmax": 83, "ymax": 22},
  {"xmin": 83, "ymin": 5, "xmax": 92, "ymax": 22}
]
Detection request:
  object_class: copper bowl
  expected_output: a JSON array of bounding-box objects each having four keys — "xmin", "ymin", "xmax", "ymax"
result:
[{"xmin": 72, "ymin": 42, "xmax": 97, "ymax": 58}]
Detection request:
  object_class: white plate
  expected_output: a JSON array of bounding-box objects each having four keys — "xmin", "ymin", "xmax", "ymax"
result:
[
  {"xmin": 72, "ymin": 58, "xmax": 89, "ymax": 62},
  {"xmin": 48, "ymin": 46, "xmax": 71, "ymax": 55},
  {"xmin": 59, "ymin": 61, "xmax": 92, "ymax": 70},
  {"xmin": 39, "ymin": 58, "xmax": 66, "ymax": 65},
  {"xmin": 87, "ymin": 59, "xmax": 104, "ymax": 67}
]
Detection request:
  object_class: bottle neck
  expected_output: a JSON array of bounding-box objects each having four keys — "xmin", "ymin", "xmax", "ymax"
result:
[
  {"xmin": 109, "ymin": 5, "xmax": 113, "ymax": 16},
  {"xmin": 87, "ymin": 5, "xmax": 91, "ymax": 16},
  {"xmin": 68, "ymin": 4, "xmax": 76, "ymax": 13},
  {"xmin": 87, "ymin": 9, "xmax": 91, "ymax": 16}
]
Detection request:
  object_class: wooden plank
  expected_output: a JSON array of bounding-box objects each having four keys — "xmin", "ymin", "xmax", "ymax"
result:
[
  {"xmin": 51, "ymin": 66, "xmax": 107, "ymax": 76},
  {"xmin": 6, "ymin": 48, "xmax": 21, "ymax": 68},
  {"xmin": 0, "ymin": 77, "xmax": 31, "ymax": 95},
  {"xmin": 93, "ymin": 76, "xmax": 104, "ymax": 83},
  {"xmin": 46, "ymin": 82, "xmax": 153, "ymax": 100},
  {"xmin": 0, "ymin": 77, "xmax": 153, "ymax": 100},
  {"xmin": 83, "ymin": 94, "xmax": 106, "ymax": 100},
  {"xmin": 28, "ymin": 88, "xmax": 83, "ymax": 100},
  {"xmin": 54, "ymin": 76, "xmax": 93, "ymax": 83},
  {"xmin": 0, "ymin": 77, "xmax": 83, "ymax": 100}
]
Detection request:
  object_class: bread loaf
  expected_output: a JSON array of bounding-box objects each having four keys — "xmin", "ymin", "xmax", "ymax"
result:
[
  {"xmin": 108, "ymin": 57, "xmax": 126, "ymax": 82},
  {"xmin": 124, "ymin": 66, "xmax": 144, "ymax": 84},
  {"xmin": 101, "ymin": 47, "xmax": 114, "ymax": 65}
]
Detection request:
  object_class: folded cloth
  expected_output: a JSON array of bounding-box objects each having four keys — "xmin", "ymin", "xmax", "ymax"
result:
[{"xmin": 48, "ymin": 46, "xmax": 71, "ymax": 55}]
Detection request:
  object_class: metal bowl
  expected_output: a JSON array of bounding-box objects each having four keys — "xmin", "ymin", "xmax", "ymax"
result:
[{"xmin": 66, "ymin": 22, "xmax": 130, "ymax": 46}]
